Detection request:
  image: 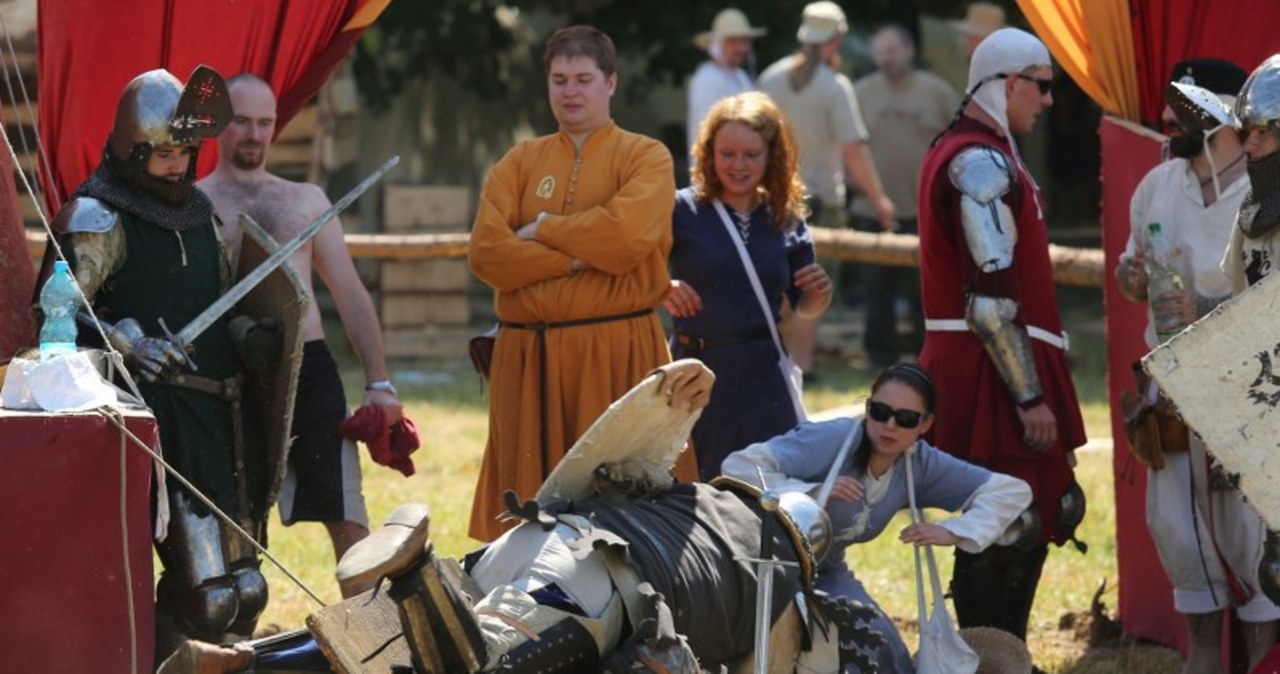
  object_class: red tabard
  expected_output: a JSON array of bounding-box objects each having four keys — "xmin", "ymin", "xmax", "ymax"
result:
[{"xmin": 916, "ymin": 118, "xmax": 1087, "ymax": 545}]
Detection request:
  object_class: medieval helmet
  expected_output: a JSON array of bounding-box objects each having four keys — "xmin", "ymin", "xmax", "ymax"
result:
[
  {"xmin": 108, "ymin": 65, "xmax": 232, "ymax": 162},
  {"xmin": 1236, "ymin": 54, "xmax": 1280, "ymax": 135},
  {"xmin": 774, "ymin": 490, "xmax": 833, "ymax": 569}
]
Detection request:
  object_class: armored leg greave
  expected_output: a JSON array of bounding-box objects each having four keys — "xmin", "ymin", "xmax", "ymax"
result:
[
  {"xmin": 155, "ymin": 490, "xmax": 266, "ymax": 642},
  {"xmin": 950, "ymin": 543, "xmax": 1049, "ymax": 641}
]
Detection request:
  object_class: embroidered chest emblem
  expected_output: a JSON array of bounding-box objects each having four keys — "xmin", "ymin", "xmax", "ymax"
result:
[{"xmin": 536, "ymin": 175, "xmax": 556, "ymax": 199}]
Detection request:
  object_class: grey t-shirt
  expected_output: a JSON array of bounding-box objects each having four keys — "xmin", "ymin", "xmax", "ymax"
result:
[{"xmin": 759, "ymin": 54, "xmax": 868, "ymax": 207}]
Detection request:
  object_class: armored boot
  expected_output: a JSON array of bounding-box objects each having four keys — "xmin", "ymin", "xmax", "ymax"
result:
[
  {"xmin": 950, "ymin": 543, "xmax": 1049, "ymax": 640},
  {"xmin": 339, "ymin": 503, "xmax": 620, "ymax": 673}
]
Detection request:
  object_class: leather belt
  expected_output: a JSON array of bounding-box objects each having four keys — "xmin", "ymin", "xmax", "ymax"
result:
[
  {"xmin": 161, "ymin": 372, "xmax": 249, "ymax": 519},
  {"xmin": 500, "ymin": 308, "xmax": 655, "ymax": 465},
  {"xmin": 673, "ymin": 328, "xmax": 773, "ymax": 352},
  {"xmin": 162, "ymin": 373, "xmax": 242, "ymax": 401},
  {"xmin": 924, "ymin": 318, "xmax": 1070, "ymax": 351}
]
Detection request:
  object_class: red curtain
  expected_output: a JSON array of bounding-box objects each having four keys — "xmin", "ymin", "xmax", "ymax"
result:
[
  {"xmin": 1129, "ymin": 0, "xmax": 1280, "ymax": 125},
  {"xmin": 1098, "ymin": 116, "xmax": 1185, "ymax": 651},
  {"xmin": 36, "ymin": 0, "xmax": 385, "ymax": 215}
]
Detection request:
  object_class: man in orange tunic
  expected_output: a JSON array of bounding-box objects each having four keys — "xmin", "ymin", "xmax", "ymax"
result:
[{"xmin": 468, "ymin": 25, "xmax": 698, "ymax": 541}]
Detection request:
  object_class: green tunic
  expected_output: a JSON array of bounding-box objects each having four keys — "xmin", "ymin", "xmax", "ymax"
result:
[{"xmin": 92, "ymin": 210, "xmax": 266, "ymax": 521}]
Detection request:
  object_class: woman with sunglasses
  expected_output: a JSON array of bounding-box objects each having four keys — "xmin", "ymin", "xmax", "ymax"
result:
[{"xmin": 722, "ymin": 363, "xmax": 1032, "ymax": 674}]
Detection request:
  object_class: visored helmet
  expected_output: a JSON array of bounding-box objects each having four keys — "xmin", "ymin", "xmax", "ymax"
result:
[
  {"xmin": 108, "ymin": 65, "xmax": 232, "ymax": 162},
  {"xmin": 1236, "ymin": 54, "xmax": 1280, "ymax": 133}
]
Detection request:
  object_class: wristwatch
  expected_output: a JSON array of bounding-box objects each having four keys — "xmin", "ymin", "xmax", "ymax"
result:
[{"xmin": 365, "ymin": 380, "xmax": 398, "ymax": 397}]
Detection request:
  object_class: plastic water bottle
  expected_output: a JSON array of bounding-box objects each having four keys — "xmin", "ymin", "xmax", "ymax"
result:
[
  {"xmin": 38, "ymin": 260, "xmax": 80, "ymax": 359},
  {"xmin": 1144, "ymin": 222, "xmax": 1193, "ymax": 343}
]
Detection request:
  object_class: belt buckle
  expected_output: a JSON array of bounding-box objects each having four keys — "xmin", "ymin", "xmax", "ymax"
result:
[{"xmin": 676, "ymin": 333, "xmax": 706, "ymax": 351}]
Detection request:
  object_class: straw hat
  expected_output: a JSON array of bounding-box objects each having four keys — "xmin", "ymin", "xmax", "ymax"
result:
[
  {"xmin": 796, "ymin": 1, "xmax": 848, "ymax": 45},
  {"xmin": 960, "ymin": 626, "xmax": 1034, "ymax": 674},
  {"xmin": 694, "ymin": 8, "xmax": 767, "ymax": 50},
  {"xmin": 949, "ymin": 2, "xmax": 1007, "ymax": 38}
]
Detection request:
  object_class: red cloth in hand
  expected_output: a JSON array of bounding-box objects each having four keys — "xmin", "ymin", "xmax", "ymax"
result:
[{"xmin": 339, "ymin": 405, "xmax": 420, "ymax": 477}]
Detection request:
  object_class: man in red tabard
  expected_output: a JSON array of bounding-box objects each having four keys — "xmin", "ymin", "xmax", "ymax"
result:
[{"xmin": 916, "ymin": 27, "xmax": 1087, "ymax": 651}]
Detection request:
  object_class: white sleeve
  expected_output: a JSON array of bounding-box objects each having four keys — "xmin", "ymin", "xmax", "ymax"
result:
[
  {"xmin": 936, "ymin": 473, "xmax": 1032, "ymax": 553},
  {"xmin": 688, "ymin": 66, "xmax": 732, "ymax": 149},
  {"xmin": 721, "ymin": 440, "xmax": 821, "ymax": 495}
]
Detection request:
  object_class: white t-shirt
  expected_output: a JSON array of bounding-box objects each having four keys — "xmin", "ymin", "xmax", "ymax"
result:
[
  {"xmin": 687, "ymin": 61, "xmax": 754, "ymax": 152},
  {"xmin": 758, "ymin": 54, "xmax": 868, "ymax": 207},
  {"xmin": 1121, "ymin": 158, "xmax": 1246, "ymax": 348}
]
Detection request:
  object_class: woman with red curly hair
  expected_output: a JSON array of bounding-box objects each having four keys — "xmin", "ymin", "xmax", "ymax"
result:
[{"xmin": 665, "ymin": 91, "xmax": 833, "ymax": 480}]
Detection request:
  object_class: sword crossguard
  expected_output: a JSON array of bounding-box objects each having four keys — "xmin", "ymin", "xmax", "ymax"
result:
[{"xmin": 157, "ymin": 317, "xmax": 197, "ymax": 372}]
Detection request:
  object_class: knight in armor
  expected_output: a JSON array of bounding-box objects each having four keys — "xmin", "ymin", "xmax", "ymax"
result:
[
  {"xmin": 36, "ymin": 67, "xmax": 276, "ymax": 656},
  {"xmin": 334, "ymin": 360, "xmax": 883, "ymax": 673},
  {"xmin": 1224, "ymin": 54, "xmax": 1280, "ymax": 292},
  {"xmin": 1225, "ymin": 53, "xmax": 1280, "ymax": 664},
  {"xmin": 914, "ymin": 28, "xmax": 1088, "ymax": 650}
]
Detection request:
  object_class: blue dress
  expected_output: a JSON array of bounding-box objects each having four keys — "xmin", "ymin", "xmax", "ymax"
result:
[
  {"xmin": 722, "ymin": 417, "xmax": 1034, "ymax": 674},
  {"xmin": 669, "ymin": 187, "xmax": 815, "ymax": 480}
]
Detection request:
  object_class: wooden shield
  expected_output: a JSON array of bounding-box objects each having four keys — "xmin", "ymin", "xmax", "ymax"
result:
[
  {"xmin": 535, "ymin": 360, "xmax": 705, "ymax": 506},
  {"xmin": 235, "ymin": 214, "xmax": 309, "ymax": 512},
  {"xmin": 1144, "ymin": 270, "xmax": 1280, "ymax": 529}
]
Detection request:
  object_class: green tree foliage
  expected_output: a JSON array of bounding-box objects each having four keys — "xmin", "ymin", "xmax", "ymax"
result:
[{"xmin": 353, "ymin": 0, "xmax": 1021, "ymax": 110}]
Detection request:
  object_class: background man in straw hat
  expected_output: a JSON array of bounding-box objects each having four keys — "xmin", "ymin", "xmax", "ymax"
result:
[
  {"xmin": 687, "ymin": 8, "xmax": 766, "ymax": 153},
  {"xmin": 951, "ymin": 2, "xmax": 1008, "ymax": 57},
  {"xmin": 759, "ymin": 0, "xmax": 896, "ymax": 380}
]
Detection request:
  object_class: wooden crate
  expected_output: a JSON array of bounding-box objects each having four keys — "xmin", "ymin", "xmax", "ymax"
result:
[
  {"xmin": 384, "ymin": 184, "xmax": 473, "ymax": 232},
  {"xmin": 382, "ymin": 325, "xmax": 475, "ymax": 359},
  {"xmin": 381, "ymin": 292, "xmax": 470, "ymax": 327},
  {"xmin": 382, "ymin": 259, "xmax": 470, "ymax": 292}
]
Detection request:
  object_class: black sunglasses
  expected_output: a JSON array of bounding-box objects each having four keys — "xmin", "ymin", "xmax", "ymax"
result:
[
  {"xmin": 866, "ymin": 401, "xmax": 926, "ymax": 429},
  {"xmin": 1004, "ymin": 72, "xmax": 1053, "ymax": 95}
]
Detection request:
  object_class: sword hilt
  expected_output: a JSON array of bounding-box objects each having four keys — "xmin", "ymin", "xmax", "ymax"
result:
[{"xmin": 157, "ymin": 317, "xmax": 197, "ymax": 372}]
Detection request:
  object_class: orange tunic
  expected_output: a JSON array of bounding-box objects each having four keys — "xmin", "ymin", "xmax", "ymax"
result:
[{"xmin": 468, "ymin": 121, "xmax": 699, "ymax": 541}]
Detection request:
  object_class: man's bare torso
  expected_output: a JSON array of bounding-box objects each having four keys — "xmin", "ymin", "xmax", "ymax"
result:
[{"xmin": 200, "ymin": 174, "xmax": 326, "ymax": 341}]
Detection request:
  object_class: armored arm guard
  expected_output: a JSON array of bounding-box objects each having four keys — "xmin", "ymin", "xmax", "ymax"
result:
[
  {"xmin": 966, "ymin": 293, "xmax": 1042, "ymax": 405},
  {"xmin": 949, "ymin": 147, "xmax": 1043, "ymax": 405},
  {"xmin": 54, "ymin": 197, "xmax": 125, "ymax": 304},
  {"xmin": 949, "ymin": 146, "xmax": 1018, "ymax": 273}
]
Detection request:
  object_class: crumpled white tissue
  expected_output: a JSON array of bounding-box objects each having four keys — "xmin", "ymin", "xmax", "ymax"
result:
[{"xmin": 2, "ymin": 351, "xmax": 118, "ymax": 412}]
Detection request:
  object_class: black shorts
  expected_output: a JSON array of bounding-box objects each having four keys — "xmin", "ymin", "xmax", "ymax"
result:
[{"xmin": 277, "ymin": 341, "xmax": 368, "ymax": 527}]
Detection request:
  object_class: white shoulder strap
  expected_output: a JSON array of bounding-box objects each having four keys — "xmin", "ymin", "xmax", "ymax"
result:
[
  {"xmin": 711, "ymin": 199, "xmax": 788, "ymax": 360},
  {"xmin": 711, "ymin": 199, "xmax": 807, "ymax": 420}
]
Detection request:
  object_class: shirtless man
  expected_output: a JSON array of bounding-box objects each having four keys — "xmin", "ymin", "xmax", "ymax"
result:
[{"xmin": 199, "ymin": 74, "xmax": 403, "ymax": 595}]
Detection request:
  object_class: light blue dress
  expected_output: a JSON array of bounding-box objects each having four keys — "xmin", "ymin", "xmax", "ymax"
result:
[{"xmin": 722, "ymin": 416, "xmax": 1032, "ymax": 674}]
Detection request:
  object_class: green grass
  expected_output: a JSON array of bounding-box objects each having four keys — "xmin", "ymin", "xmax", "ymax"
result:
[{"xmin": 242, "ymin": 299, "xmax": 1184, "ymax": 672}]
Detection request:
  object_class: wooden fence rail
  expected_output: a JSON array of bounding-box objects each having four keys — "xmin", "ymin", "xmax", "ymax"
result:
[{"xmin": 26, "ymin": 227, "xmax": 1107, "ymax": 288}]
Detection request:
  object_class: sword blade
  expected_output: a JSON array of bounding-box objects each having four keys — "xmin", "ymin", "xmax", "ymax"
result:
[{"xmin": 172, "ymin": 155, "xmax": 399, "ymax": 348}]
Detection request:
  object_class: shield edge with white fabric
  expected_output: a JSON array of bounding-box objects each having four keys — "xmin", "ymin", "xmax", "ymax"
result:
[
  {"xmin": 1143, "ymin": 267, "xmax": 1280, "ymax": 529},
  {"xmin": 535, "ymin": 361, "xmax": 704, "ymax": 506}
]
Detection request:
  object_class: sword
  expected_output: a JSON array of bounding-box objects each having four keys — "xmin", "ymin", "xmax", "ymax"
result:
[{"xmin": 158, "ymin": 155, "xmax": 399, "ymax": 368}]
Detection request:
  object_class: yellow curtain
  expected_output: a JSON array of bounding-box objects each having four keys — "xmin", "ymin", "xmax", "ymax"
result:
[{"xmin": 1017, "ymin": 0, "xmax": 1141, "ymax": 122}]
